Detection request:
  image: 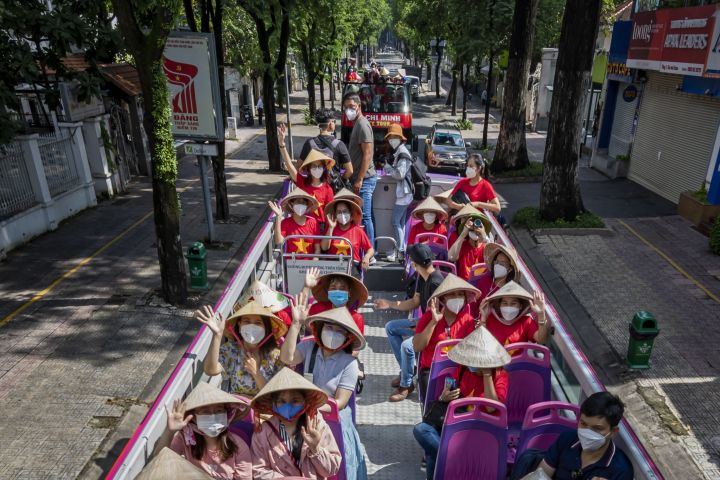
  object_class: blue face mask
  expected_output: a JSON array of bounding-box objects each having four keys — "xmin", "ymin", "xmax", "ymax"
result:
[
  {"xmin": 273, "ymin": 402, "xmax": 305, "ymax": 420},
  {"xmin": 328, "ymin": 289, "xmax": 349, "ymax": 307}
]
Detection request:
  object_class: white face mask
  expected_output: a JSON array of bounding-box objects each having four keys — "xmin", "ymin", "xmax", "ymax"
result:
[
  {"xmin": 293, "ymin": 203, "xmax": 308, "ymax": 216},
  {"xmin": 337, "ymin": 212, "xmax": 351, "ymax": 225},
  {"xmin": 423, "ymin": 212, "xmax": 437, "ymax": 224},
  {"xmin": 321, "ymin": 328, "xmax": 347, "ymax": 350},
  {"xmin": 468, "ymin": 231, "xmax": 480, "ymax": 241},
  {"xmin": 388, "ymin": 138, "xmax": 401, "ymax": 149},
  {"xmin": 577, "ymin": 428, "xmax": 609, "ymax": 451},
  {"xmin": 493, "ymin": 264, "xmax": 508, "ymax": 279},
  {"xmin": 345, "ymin": 107, "xmax": 358, "ymax": 121},
  {"xmin": 499, "ymin": 305, "xmax": 521, "ymax": 323},
  {"xmin": 240, "ymin": 324, "xmax": 266, "ymax": 344},
  {"xmin": 310, "ymin": 166, "xmax": 324, "ymax": 179},
  {"xmin": 195, "ymin": 413, "xmax": 228, "ymax": 438},
  {"xmin": 465, "ymin": 167, "xmax": 477, "ymax": 178},
  {"xmin": 445, "ymin": 297, "xmax": 465, "ymax": 314}
]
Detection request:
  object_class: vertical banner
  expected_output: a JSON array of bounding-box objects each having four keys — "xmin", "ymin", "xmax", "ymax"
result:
[{"xmin": 162, "ymin": 32, "xmax": 223, "ymax": 141}]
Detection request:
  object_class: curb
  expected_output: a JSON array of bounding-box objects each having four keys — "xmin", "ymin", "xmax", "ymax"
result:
[{"xmin": 531, "ymin": 227, "xmax": 615, "ymax": 237}]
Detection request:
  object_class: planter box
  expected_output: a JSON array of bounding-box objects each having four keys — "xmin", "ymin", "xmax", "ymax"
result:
[{"xmin": 678, "ymin": 191, "xmax": 720, "ymax": 226}]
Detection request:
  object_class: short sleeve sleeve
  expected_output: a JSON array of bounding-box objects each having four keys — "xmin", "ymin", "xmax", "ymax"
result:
[
  {"xmin": 360, "ymin": 120, "xmax": 374, "ymax": 144},
  {"xmin": 482, "ymin": 180, "xmax": 497, "ymax": 201},
  {"xmin": 335, "ymin": 142, "xmax": 351, "ymax": 165},
  {"xmin": 415, "ymin": 310, "xmax": 432, "ymax": 334},
  {"xmin": 493, "ymin": 371, "xmax": 509, "ymax": 404},
  {"xmin": 310, "ymin": 217, "xmax": 321, "ymax": 236},
  {"xmin": 337, "ymin": 357, "xmax": 360, "ymax": 391},
  {"xmin": 358, "ymin": 228, "xmax": 372, "ymax": 252},
  {"xmin": 295, "ymin": 340, "xmax": 314, "ymax": 365}
]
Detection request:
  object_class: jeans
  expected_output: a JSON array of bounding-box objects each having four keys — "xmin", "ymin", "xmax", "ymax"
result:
[
  {"xmin": 385, "ymin": 318, "xmax": 416, "ymax": 388},
  {"xmin": 413, "ymin": 422, "xmax": 440, "ymax": 480},
  {"xmin": 359, "ymin": 175, "xmax": 377, "ymax": 247},
  {"xmin": 391, "ymin": 203, "xmax": 409, "ymax": 253}
]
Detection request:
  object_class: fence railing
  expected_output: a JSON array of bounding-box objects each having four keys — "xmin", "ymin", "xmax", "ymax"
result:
[
  {"xmin": 38, "ymin": 133, "xmax": 80, "ymax": 197},
  {"xmin": 0, "ymin": 142, "xmax": 37, "ymax": 220}
]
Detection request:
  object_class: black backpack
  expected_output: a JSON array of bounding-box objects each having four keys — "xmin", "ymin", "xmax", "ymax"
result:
[
  {"xmin": 399, "ymin": 152, "xmax": 431, "ymax": 201},
  {"xmin": 308, "ymin": 135, "xmax": 351, "ymax": 193}
]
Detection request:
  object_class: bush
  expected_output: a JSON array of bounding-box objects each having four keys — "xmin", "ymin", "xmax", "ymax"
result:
[
  {"xmin": 710, "ymin": 217, "xmax": 720, "ymax": 255},
  {"xmin": 302, "ymin": 107, "xmax": 314, "ymax": 126},
  {"xmin": 455, "ymin": 118, "xmax": 473, "ymax": 130},
  {"xmin": 512, "ymin": 207, "xmax": 605, "ymax": 229},
  {"xmin": 692, "ymin": 182, "xmax": 709, "ymax": 203},
  {"xmin": 493, "ymin": 162, "xmax": 544, "ymax": 178}
]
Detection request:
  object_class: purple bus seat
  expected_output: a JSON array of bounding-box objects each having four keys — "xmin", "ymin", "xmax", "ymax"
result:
[
  {"xmin": 516, "ymin": 401, "xmax": 580, "ymax": 457},
  {"xmin": 434, "ymin": 398, "xmax": 508, "ymax": 480},
  {"xmin": 423, "ymin": 339, "xmax": 461, "ymax": 413},
  {"xmin": 228, "ymin": 396, "xmax": 254, "ymax": 445},
  {"xmin": 321, "ymin": 398, "xmax": 347, "ymax": 480},
  {"xmin": 432, "ymin": 260, "xmax": 457, "ymax": 277},
  {"xmin": 467, "ymin": 262, "xmax": 488, "ymax": 284},
  {"xmin": 415, "ymin": 233, "xmax": 449, "ymax": 261}
]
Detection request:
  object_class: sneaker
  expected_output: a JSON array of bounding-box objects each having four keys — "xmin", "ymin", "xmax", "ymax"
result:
[
  {"xmin": 388, "ymin": 385, "xmax": 415, "ymax": 402},
  {"xmin": 386, "ymin": 252, "xmax": 396, "ymax": 262},
  {"xmin": 369, "ymin": 256, "xmax": 377, "ymax": 265},
  {"xmin": 390, "ymin": 376, "xmax": 401, "ymax": 388}
]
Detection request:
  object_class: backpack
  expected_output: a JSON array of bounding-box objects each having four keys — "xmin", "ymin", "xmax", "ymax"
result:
[
  {"xmin": 399, "ymin": 152, "xmax": 431, "ymax": 201},
  {"xmin": 308, "ymin": 135, "xmax": 351, "ymax": 193}
]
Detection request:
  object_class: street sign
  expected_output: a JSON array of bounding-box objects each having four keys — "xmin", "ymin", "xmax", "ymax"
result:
[{"xmin": 184, "ymin": 143, "xmax": 218, "ymax": 156}]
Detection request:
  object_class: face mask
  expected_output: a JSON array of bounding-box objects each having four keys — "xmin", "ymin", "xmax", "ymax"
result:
[
  {"xmin": 493, "ymin": 264, "xmax": 508, "ymax": 279},
  {"xmin": 273, "ymin": 402, "xmax": 305, "ymax": 421},
  {"xmin": 195, "ymin": 413, "xmax": 228, "ymax": 438},
  {"xmin": 445, "ymin": 297, "xmax": 465, "ymax": 314},
  {"xmin": 240, "ymin": 324, "xmax": 266, "ymax": 345},
  {"xmin": 293, "ymin": 203, "xmax": 308, "ymax": 216},
  {"xmin": 468, "ymin": 231, "xmax": 479, "ymax": 241},
  {"xmin": 577, "ymin": 428, "xmax": 609, "ymax": 451},
  {"xmin": 500, "ymin": 306, "xmax": 521, "ymax": 322},
  {"xmin": 321, "ymin": 328, "xmax": 347, "ymax": 350},
  {"xmin": 388, "ymin": 138, "xmax": 401, "ymax": 149},
  {"xmin": 337, "ymin": 212, "xmax": 351, "ymax": 225},
  {"xmin": 328, "ymin": 289, "xmax": 349, "ymax": 307},
  {"xmin": 423, "ymin": 212, "xmax": 437, "ymax": 224},
  {"xmin": 310, "ymin": 166, "xmax": 324, "ymax": 179},
  {"xmin": 345, "ymin": 108, "xmax": 358, "ymax": 121},
  {"xmin": 465, "ymin": 167, "xmax": 477, "ymax": 178}
]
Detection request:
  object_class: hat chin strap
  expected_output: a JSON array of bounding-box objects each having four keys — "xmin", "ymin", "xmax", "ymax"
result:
[
  {"xmin": 316, "ymin": 334, "xmax": 354, "ymax": 353},
  {"xmin": 229, "ymin": 327, "xmax": 273, "ymax": 349}
]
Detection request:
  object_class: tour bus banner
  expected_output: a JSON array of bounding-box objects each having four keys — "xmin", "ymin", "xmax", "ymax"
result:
[
  {"xmin": 284, "ymin": 258, "xmax": 352, "ymax": 295},
  {"xmin": 627, "ymin": 5, "xmax": 720, "ymax": 78},
  {"xmin": 163, "ymin": 32, "xmax": 223, "ymax": 141}
]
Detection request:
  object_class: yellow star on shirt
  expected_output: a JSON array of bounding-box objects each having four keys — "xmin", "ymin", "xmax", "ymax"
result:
[
  {"xmin": 293, "ymin": 238, "xmax": 311, "ymax": 253},
  {"xmin": 333, "ymin": 241, "xmax": 350, "ymax": 256}
]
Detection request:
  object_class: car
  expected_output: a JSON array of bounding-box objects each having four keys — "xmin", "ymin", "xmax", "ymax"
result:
[
  {"xmin": 405, "ymin": 75, "xmax": 420, "ymax": 101},
  {"xmin": 424, "ymin": 124, "xmax": 469, "ymax": 174}
]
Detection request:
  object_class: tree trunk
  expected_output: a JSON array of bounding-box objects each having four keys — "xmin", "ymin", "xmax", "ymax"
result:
[
  {"xmin": 435, "ymin": 42, "xmax": 443, "ymax": 98},
  {"xmin": 210, "ymin": 0, "xmax": 229, "ymax": 220},
  {"xmin": 262, "ymin": 70, "xmax": 281, "ymax": 171},
  {"xmin": 461, "ymin": 63, "xmax": 470, "ymax": 121},
  {"xmin": 482, "ymin": 53, "xmax": 494, "ymax": 149},
  {"xmin": 446, "ymin": 66, "xmax": 457, "ymax": 109},
  {"xmin": 540, "ymin": 0, "xmax": 601, "ymax": 221},
  {"xmin": 493, "ymin": 0, "xmax": 540, "ymax": 172},
  {"xmin": 306, "ymin": 72, "xmax": 317, "ymax": 117},
  {"xmin": 320, "ymin": 76, "xmax": 326, "ymax": 110}
]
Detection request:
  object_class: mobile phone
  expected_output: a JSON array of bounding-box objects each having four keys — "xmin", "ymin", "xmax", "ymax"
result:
[{"xmin": 444, "ymin": 377, "xmax": 457, "ymax": 390}]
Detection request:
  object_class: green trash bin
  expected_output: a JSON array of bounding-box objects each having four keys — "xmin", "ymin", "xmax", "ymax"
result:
[
  {"xmin": 187, "ymin": 242, "xmax": 208, "ymax": 290},
  {"xmin": 627, "ymin": 311, "xmax": 659, "ymax": 369}
]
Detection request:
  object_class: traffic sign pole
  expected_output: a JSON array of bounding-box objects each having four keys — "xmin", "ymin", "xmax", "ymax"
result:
[{"xmin": 198, "ymin": 154, "xmax": 216, "ymax": 243}]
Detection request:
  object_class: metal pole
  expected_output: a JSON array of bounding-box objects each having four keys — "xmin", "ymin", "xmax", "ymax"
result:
[
  {"xmin": 198, "ymin": 155, "xmax": 216, "ymax": 243},
  {"xmin": 284, "ymin": 63, "xmax": 295, "ymax": 160},
  {"xmin": 583, "ymin": 88, "xmax": 594, "ymax": 147}
]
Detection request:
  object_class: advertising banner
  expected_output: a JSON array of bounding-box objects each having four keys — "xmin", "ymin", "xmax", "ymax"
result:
[{"xmin": 162, "ymin": 32, "xmax": 223, "ymax": 141}]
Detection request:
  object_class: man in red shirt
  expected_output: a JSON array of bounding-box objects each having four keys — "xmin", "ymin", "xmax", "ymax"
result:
[{"xmin": 448, "ymin": 206, "xmax": 492, "ymax": 280}]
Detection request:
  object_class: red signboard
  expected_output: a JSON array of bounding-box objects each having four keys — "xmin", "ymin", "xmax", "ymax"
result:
[{"xmin": 341, "ymin": 113, "xmax": 412, "ymax": 129}]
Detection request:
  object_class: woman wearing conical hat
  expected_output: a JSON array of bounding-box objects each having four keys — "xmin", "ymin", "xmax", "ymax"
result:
[
  {"xmin": 439, "ymin": 153, "xmax": 501, "ymax": 214},
  {"xmin": 448, "ymin": 205, "xmax": 492, "ymax": 281},
  {"xmin": 413, "ymin": 326, "xmax": 511, "ymax": 479},
  {"xmin": 320, "ymin": 197, "xmax": 375, "ymax": 274},
  {"xmin": 235, "ymin": 279, "xmax": 293, "ymax": 327},
  {"xmin": 268, "ymin": 188, "xmax": 322, "ymax": 257},
  {"xmin": 407, "ymin": 197, "xmax": 449, "ymax": 246},
  {"xmin": 302, "ymin": 268, "xmax": 368, "ymax": 334},
  {"xmin": 281, "ymin": 293, "xmax": 368, "ymax": 480},
  {"xmin": 472, "ymin": 242, "xmax": 520, "ymax": 300},
  {"xmin": 478, "ymin": 280, "xmax": 549, "ymax": 347},
  {"xmin": 250, "ymin": 367, "xmax": 341, "ymax": 479},
  {"xmin": 137, "ymin": 447, "xmax": 213, "ymax": 480},
  {"xmin": 167, "ymin": 382, "xmax": 252, "ymax": 479},
  {"xmin": 195, "ymin": 301, "xmax": 288, "ymax": 397},
  {"xmin": 410, "ymin": 274, "xmax": 480, "ymax": 403}
]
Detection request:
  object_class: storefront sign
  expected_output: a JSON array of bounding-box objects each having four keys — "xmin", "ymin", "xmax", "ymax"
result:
[
  {"xmin": 163, "ymin": 32, "xmax": 223, "ymax": 141},
  {"xmin": 607, "ymin": 62, "xmax": 633, "ymax": 82},
  {"xmin": 622, "ymin": 85, "xmax": 638, "ymax": 102}
]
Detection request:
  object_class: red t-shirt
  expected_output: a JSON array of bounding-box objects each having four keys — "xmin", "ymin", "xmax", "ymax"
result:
[
  {"xmin": 456, "ymin": 241, "xmax": 486, "ymax": 280},
  {"xmin": 451, "ymin": 178, "xmax": 497, "ymax": 203},
  {"xmin": 326, "ymin": 224, "xmax": 372, "ymax": 262},
  {"xmin": 309, "ymin": 300, "xmax": 365, "ymax": 334},
  {"xmin": 485, "ymin": 311, "xmax": 538, "ymax": 347},
  {"xmin": 415, "ymin": 308, "xmax": 475, "ymax": 370},
  {"xmin": 276, "ymin": 306, "xmax": 293, "ymax": 327},
  {"xmin": 280, "ymin": 217, "xmax": 321, "ymax": 255},
  {"xmin": 456, "ymin": 367, "xmax": 509, "ymax": 403},
  {"xmin": 296, "ymin": 175, "xmax": 334, "ymax": 224},
  {"xmin": 408, "ymin": 222, "xmax": 448, "ymax": 246}
]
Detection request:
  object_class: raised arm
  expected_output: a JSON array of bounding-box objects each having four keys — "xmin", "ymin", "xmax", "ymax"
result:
[
  {"xmin": 412, "ymin": 298, "xmax": 442, "ymax": 352},
  {"xmin": 531, "ymin": 291, "xmax": 550, "ymax": 344},
  {"xmin": 195, "ymin": 305, "xmax": 226, "ymax": 377},
  {"xmin": 280, "ymin": 292, "xmax": 309, "ymax": 366},
  {"xmin": 448, "ymin": 220, "xmax": 470, "ymax": 262},
  {"xmin": 278, "ymin": 124, "xmax": 298, "ymax": 183},
  {"xmin": 268, "ymin": 201, "xmax": 284, "ymax": 245}
]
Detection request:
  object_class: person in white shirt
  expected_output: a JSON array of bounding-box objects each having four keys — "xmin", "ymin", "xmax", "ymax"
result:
[{"xmin": 382, "ymin": 123, "xmax": 414, "ymax": 262}]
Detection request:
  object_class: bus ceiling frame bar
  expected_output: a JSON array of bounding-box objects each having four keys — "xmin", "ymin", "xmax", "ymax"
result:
[
  {"xmin": 198, "ymin": 154, "xmax": 216, "ymax": 243},
  {"xmin": 285, "ymin": 62, "xmax": 295, "ymax": 160}
]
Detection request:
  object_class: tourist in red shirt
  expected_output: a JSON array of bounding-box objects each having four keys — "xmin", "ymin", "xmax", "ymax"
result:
[
  {"xmin": 268, "ymin": 189, "xmax": 321, "ymax": 256},
  {"xmin": 321, "ymin": 198, "xmax": 374, "ymax": 273},
  {"xmin": 407, "ymin": 197, "xmax": 449, "ymax": 246},
  {"xmin": 302, "ymin": 268, "xmax": 368, "ymax": 334},
  {"xmin": 448, "ymin": 205, "xmax": 492, "ymax": 280},
  {"xmin": 478, "ymin": 281, "xmax": 549, "ymax": 347},
  {"xmin": 278, "ymin": 124, "xmax": 335, "ymax": 226},
  {"xmin": 413, "ymin": 274, "xmax": 481, "ymax": 398},
  {"xmin": 474, "ymin": 242, "xmax": 519, "ymax": 298},
  {"xmin": 441, "ymin": 153, "xmax": 501, "ymax": 214}
]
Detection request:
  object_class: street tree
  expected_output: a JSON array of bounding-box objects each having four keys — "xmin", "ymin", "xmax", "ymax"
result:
[
  {"xmin": 111, "ymin": 0, "xmax": 188, "ymax": 304},
  {"xmin": 539, "ymin": 0, "xmax": 602, "ymax": 221}
]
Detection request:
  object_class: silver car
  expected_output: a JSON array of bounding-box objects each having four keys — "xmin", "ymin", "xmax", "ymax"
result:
[{"xmin": 424, "ymin": 124, "xmax": 468, "ymax": 173}]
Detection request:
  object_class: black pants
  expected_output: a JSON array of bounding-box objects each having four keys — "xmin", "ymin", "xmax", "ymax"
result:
[{"xmin": 257, "ymin": 107, "xmax": 263, "ymax": 125}]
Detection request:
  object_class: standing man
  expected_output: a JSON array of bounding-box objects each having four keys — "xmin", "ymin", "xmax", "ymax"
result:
[
  {"xmin": 299, "ymin": 109, "xmax": 354, "ymax": 187},
  {"xmin": 343, "ymin": 92, "xmax": 377, "ymax": 254},
  {"xmin": 256, "ymin": 96, "xmax": 264, "ymax": 126}
]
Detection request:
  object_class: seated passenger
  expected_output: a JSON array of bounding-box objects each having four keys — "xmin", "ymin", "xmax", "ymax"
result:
[
  {"xmin": 440, "ymin": 153, "xmax": 501, "ymax": 214},
  {"xmin": 236, "ymin": 279, "xmax": 293, "ymax": 327},
  {"xmin": 512, "ymin": 392, "xmax": 634, "ymax": 480},
  {"xmin": 303, "ymin": 268, "xmax": 367, "ymax": 334},
  {"xmin": 197, "ymin": 301, "xmax": 287, "ymax": 396},
  {"xmin": 136, "ymin": 447, "xmax": 213, "ymax": 479},
  {"xmin": 448, "ymin": 206, "xmax": 492, "ymax": 280},
  {"xmin": 281, "ymin": 299, "xmax": 368, "ymax": 480},
  {"xmin": 251, "ymin": 367, "xmax": 342, "ymax": 479},
  {"xmin": 473, "ymin": 242, "xmax": 519, "ymax": 299},
  {"xmin": 268, "ymin": 189, "xmax": 322, "ymax": 256},
  {"xmin": 333, "ymin": 186, "xmax": 363, "ymax": 207},
  {"xmin": 413, "ymin": 326, "xmax": 511, "ymax": 480},
  {"xmin": 321, "ymin": 198, "xmax": 374, "ymax": 274},
  {"xmin": 414, "ymin": 273, "xmax": 480, "ymax": 398},
  {"xmin": 407, "ymin": 197, "xmax": 449, "ymax": 246},
  {"xmin": 478, "ymin": 281, "xmax": 549, "ymax": 346},
  {"xmin": 167, "ymin": 382, "xmax": 252, "ymax": 479}
]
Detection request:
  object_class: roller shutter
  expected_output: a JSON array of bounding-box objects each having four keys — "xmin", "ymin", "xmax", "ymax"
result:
[
  {"xmin": 629, "ymin": 72, "xmax": 720, "ymax": 203},
  {"xmin": 608, "ymin": 82, "xmax": 638, "ymax": 158}
]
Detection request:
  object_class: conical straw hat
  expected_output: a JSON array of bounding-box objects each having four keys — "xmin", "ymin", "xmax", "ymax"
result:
[
  {"xmin": 312, "ymin": 272, "xmax": 368, "ymax": 308},
  {"xmin": 237, "ymin": 280, "xmax": 289, "ymax": 313},
  {"xmin": 451, "ymin": 204, "xmax": 492, "ymax": 232},
  {"xmin": 226, "ymin": 300, "xmax": 288, "ymax": 341},
  {"xmin": 136, "ymin": 448, "xmax": 212, "ymax": 480},
  {"xmin": 411, "ymin": 197, "xmax": 448, "ymax": 221},
  {"xmin": 279, "ymin": 188, "xmax": 320, "ymax": 214},
  {"xmin": 251, "ymin": 367, "xmax": 328, "ymax": 416},
  {"xmin": 379, "ymin": 67, "xmax": 390, "ymax": 76},
  {"xmin": 334, "ymin": 187, "xmax": 364, "ymax": 207},
  {"xmin": 483, "ymin": 243, "xmax": 519, "ymax": 270},
  {"xmin": 299, "ymin": 148, "xmax": 336, "ymax": 171},
  {"xmin": 324, "ymin": 197, "xmax": 363, "ymax": 225},
  {"xmin": 447, "ymin": 326, "xmax": 511, "ymax": 369},
  {"xmin": 485, "ymin": 280, "xmax": 533, "ymax": 303},
  {"xmin": 428, "ymin": 273, "xmax": 481, "ymax": 304},
  {"xmin": 184, "ymin": 382, "xmax": 250, "ymax": 415},
  {"xmin": 434, "ymin": 189, "xmax": 453, "ymax": 201},
  {"xmin": 308, "ymin": 307, "xmax": 366, "ymax": 351}
]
